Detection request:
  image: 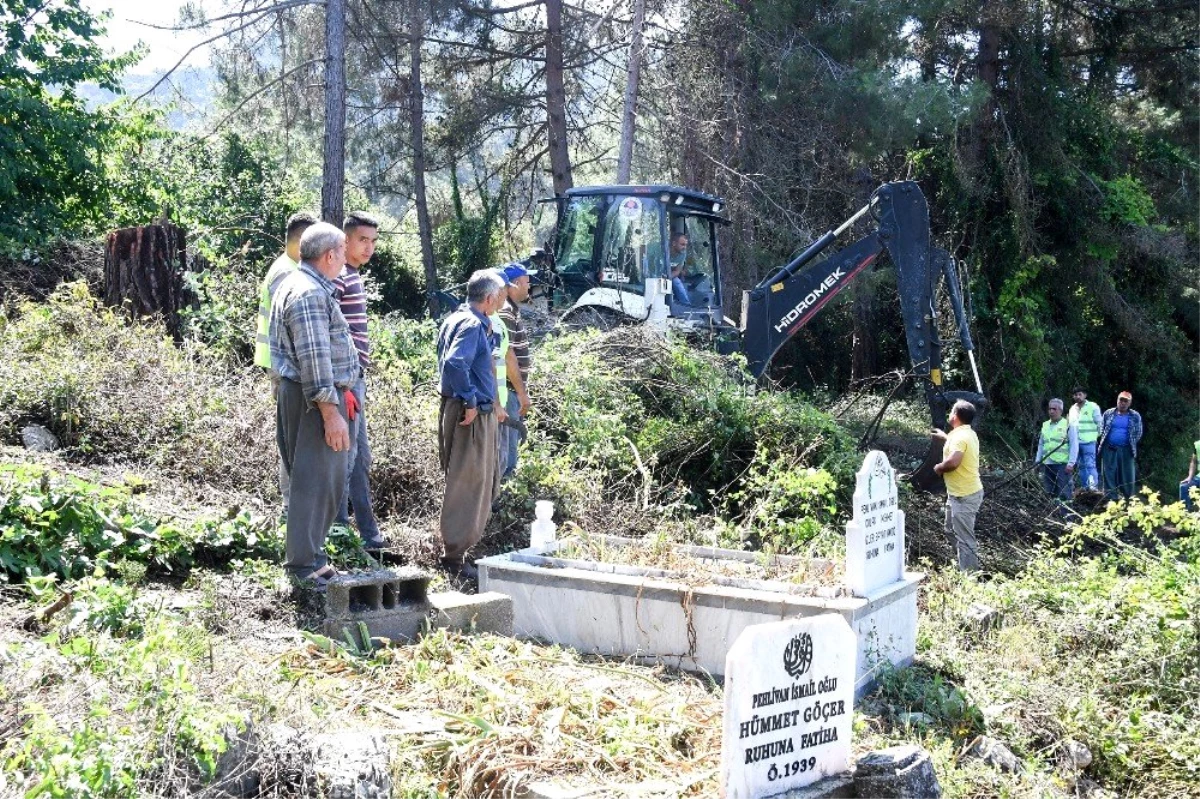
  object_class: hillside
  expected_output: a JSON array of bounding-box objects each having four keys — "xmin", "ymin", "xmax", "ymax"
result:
[{"xmin": 0, "ymin": 286, "xmax": 1196, "ymax": 798}]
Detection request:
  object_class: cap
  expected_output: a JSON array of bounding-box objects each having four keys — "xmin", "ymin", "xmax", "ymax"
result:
[
  {"xmin": 502, "ymin": 262, "xmax": 538, "ymax": 281},
  {"xmin": 1118, "ymin": 391, "xmax": 1132, "ymax": 400},
  {"xmin": 493, "ymin": 267, "xmax": 512, "ymax": 286}
]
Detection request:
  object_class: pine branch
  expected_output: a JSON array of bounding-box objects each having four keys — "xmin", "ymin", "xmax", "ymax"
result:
[
  {"xmin": 202, "ymin": 57, "xmax": 323, "ymax": 138},
  {"xmin": 130, "ymin": 0, "xmax": 322, "ymax": 31}
]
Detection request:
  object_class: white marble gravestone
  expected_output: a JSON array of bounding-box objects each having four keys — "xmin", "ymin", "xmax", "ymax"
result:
[
  {"xmin": 721, "ymin": 616, "xmax": 856, "ymax": 798},
  {"xmin": 844, "ymin": 450, "xmax": 905, "ymax": 597}
]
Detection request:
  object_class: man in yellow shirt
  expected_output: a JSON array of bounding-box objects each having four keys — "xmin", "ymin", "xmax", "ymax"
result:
[{"xmin": 932, "ymin": 400, "xmax": 984, "ymax": 571}]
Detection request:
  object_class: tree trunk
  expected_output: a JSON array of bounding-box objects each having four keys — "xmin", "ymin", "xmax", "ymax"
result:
[
  {"xmin": 103, "ymin": 224, "xmax": 187, "ymax": 340},
  {"xmin": 321, "ymin": 0, "xmax": 347, "ymax": 226},
  {"xmin": 615, "ymin": 0, "xmax": 646, "ymax": 183},
  {"xmin": 545, "ymin": 0, "xmax": 573, "ymax": 195},
  {"xmin": 977, "ymin": 10, "xmax": 1001, "ymax": 93},
  {"xmin": 410, "ymin": 0, "xmax": 438, "ymax": 316}
]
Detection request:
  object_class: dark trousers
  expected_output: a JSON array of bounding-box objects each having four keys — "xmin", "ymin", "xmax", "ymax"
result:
[
  {"xmin": 438, "ymin": 397, "xmax": 499, "ymax": 561},
  {"xmin": 277, "ymin": 379, "xmax": 352, "ymax": 578},
  {"xmin": 1102, "ymin": 444, "xmax": 1136, "ymax": 501},
  {"xmin": 1181, "ymin": 477, "xmax": 1200, "ymax": 511},
  {"xmin": 1042, "ymin": 463, "xmax": 1072, "ymax": 501}
]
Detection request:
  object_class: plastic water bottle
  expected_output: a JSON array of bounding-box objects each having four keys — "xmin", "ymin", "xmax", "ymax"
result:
[{"xmin": 529, "ymin": 500, "xmax": 557, "ymax": 551}]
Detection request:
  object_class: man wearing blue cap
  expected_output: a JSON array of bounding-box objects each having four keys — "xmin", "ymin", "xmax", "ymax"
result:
[{"xmin": 498, "ymin": 262, "xmax": 535, "ymax": 479}]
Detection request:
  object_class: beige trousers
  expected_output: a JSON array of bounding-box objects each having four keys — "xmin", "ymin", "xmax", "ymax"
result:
[
  {"xmin": 944, "ymin": 489, "xmax": 984, "ymax": 571},
  {"xmin": 438, "ymin": 397, "xmax": 500, "ymax": 560}
]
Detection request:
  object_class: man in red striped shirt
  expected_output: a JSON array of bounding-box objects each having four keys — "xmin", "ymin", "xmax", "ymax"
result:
[{"xmin": 333, "ymin": 211, "xmax": 385, "ymax": 550}]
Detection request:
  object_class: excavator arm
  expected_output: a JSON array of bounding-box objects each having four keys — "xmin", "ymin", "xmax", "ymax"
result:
[{"xmin": 740, "ymin": 181, "xmax": 985, "ymax": 487}]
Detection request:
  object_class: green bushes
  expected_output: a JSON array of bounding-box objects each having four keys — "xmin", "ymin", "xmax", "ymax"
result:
[
  {"xmin": 5, "ymin": 582, "xmax": 248, "ymax": 796},
  {"xmin": 1, "ymin": 284, "xmax": 857, "ymax": 552},
  {"xmin": 0, "ymin": 283, "xmax": 278, "ymax": 494},
  {"xmin": 0, "ymin": 463, "xmax": 279, "ymax": 582},
  {"xmin": 909, "ymin": 495, "xmax": 1200, "ymax": 796},
  {"xmin": 514, "ymin": 328, "xmax": 858, "ymax": 552}
]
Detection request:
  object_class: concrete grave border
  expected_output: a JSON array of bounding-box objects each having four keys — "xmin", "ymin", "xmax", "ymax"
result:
[{"xmin": 478, "ymin": 536, "xmax": 922, "ymax": 696}]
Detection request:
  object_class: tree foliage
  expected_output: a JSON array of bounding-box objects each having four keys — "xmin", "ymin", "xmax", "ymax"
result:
[
  {"xmin": 5, "ymin": 0, "xmax": 1196, "ymax": 486},
  {"xmin": 0, "ymin": 0, "xmax": 139, "ymax": 247}
]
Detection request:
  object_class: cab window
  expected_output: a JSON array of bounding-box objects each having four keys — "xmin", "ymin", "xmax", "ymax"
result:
[
  {"xmin": 555, "ymin": 196, "xmax": 603, "ymax": 277},
  {"xmin": 667, "ymin": 214, "xmax": 719, "ymax": 310},
  {"xmin": 598, "ymin": 196, "xmax": 663, "ymax": 290}
]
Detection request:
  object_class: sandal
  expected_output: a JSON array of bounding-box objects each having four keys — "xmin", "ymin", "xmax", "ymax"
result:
[{"xmin": 308, "ymin": 565, "xmax": 339, "ymax": 580}]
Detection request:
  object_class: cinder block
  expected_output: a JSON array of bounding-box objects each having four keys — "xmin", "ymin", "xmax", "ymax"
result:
[
  {"xmin": 325, "ymin": 568, "xmax": 431, "ymax": 617},
  {"xmin": 324, "ymin": 602, "xmax": 429, "ymax": 647},
  {"xmin": 429, "ymin": 591, "xmax": 514, "ymax": 636}
]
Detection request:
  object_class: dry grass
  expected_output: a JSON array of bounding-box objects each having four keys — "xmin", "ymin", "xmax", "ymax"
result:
[
  {"xmin": 547, "ymin": 530, "xmax": 844, "ymax": 593},
  {"xmin": 0, "ymin": 568, "xmax": 727, "ymax": 798},
  {"xmin": 294, "ymin": 630, "xmax": 724, "ymax": 797}
]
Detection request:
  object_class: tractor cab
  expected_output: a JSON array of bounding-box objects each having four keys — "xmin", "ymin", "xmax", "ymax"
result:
[{"xmin": 550, "ymin": 185, "xmax": 730, "ymax": 329}]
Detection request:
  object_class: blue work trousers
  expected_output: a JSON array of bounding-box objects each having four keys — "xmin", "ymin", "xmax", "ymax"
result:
[
  {"xmin": 1102, "ymin": 444, "xmax": 1137, "ymax": 501},
  {"xmin": 1042, "ymin": 463, "xmax": 1072, "ymax": 501},
  {"xmin": 337, "ymin": 377, "xmax": 380, "ymax": 542},
  {"xmin": 1180, "ymin": 477, "xmax": 1200, "ymax": 511},
  {"xmin": 499, "ymin": 389, "xmax": 521, "ymax": 481},
  {"xmin": 1075, "ymin": 441, "xmax": 1099, "ymax": 491}
]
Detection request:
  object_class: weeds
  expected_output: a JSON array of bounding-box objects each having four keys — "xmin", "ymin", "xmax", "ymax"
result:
[
  {"xmin": 287, "ymin": 628, "xmax": 724, "ymax": 796},
  {"xmin": 0, "ymin": 463, "xmax": 280, "ymax": 582},
  {"xmin": 867, "ymin": 496, "xmax": 1200, "ymax": 797}
]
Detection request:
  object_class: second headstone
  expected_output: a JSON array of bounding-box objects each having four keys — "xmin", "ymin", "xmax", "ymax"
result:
[{"xmin": 845, "ymin": 450, "xmax": 905, "ymax": 597}]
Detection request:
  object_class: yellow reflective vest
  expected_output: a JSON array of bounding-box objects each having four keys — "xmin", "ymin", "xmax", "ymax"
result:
[
  {"xmin": 254, "ymin": 253, "xmax": 299, "ymax": 369},
  {"xmin": 1068, "ymin": 400, "xmax": 1100, "ymax": 444},
  {"xmin": 1040, "ymin": 418, "xmax": 1071, "ymax": 465}
]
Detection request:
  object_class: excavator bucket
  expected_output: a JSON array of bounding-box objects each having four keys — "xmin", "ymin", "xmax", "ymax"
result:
[
  {"xmin": 908, "ymin": 390, "xmax": 988, "ymax": 493},
  {"xmin": 910, "ymin": 440, "xmax": 947, "ymax": 494}
]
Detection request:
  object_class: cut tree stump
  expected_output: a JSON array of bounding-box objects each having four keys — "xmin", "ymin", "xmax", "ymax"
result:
[{"xmin": 103, "ymin": 224, "xmax": 187, "ymax": 339}]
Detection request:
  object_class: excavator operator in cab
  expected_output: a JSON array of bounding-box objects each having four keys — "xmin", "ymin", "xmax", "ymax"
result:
[{"xmin": 668, "ymin": 231, "xmax": 692, "ymax": 306}]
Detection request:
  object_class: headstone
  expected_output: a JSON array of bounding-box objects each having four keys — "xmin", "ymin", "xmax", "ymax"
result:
[
  {"xmin": 721, "ymin": 616, "xmax": 856, "ymax": 798},
  {"xmin": 845, "ymin": 450, "xmax": 905, "ymax": 597}
]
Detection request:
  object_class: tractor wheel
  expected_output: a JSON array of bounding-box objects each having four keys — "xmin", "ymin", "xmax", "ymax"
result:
[{"xmin": 559, "ymin": 306, "xmax": 624, "ymax": 333}]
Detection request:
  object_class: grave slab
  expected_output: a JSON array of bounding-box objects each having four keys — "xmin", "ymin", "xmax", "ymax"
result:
[{"xmin": 479, "ymin": 538, "xmax": 921, "ymax": 695}]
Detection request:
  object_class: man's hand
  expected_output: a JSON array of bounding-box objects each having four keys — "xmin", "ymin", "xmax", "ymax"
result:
[
  {"xmin": 460, "ymin": 406, "xmax": 478, "ymax": 427},
  {"xmin": 518, "ymin": 389, "xmax": 531, "ymax": 417},
  {"xmin": 496, "ymin": 405, "xmax": 509, "ymax": 424},
  {"xmin": 931, "ymin": 428, "xmax": 948, "ymax": 442},
  {"xmin": 1066, "ymin": 464, "xmax": 1075, "ymax": 474},
  {"xmin": 319, "ymin": 402, "xmax": 350, "ymax": 451}
]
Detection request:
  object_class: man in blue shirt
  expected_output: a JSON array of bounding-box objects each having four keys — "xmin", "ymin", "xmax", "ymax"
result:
[
  {"xmin": 436, "ymin": 269, "xmax": 508, "ymax": 579},
  {"xmin": 1098, "ymin": 390, "xmax": 1143, "ymax": 501}
]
